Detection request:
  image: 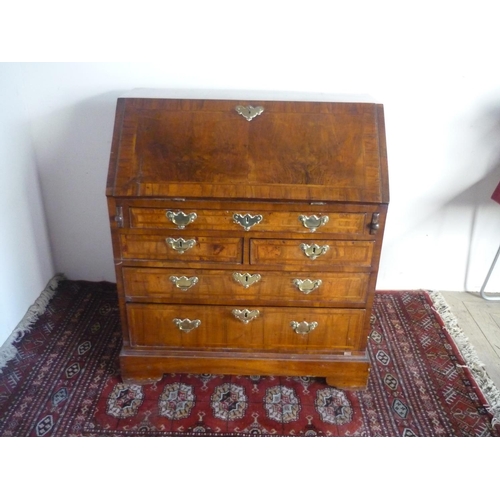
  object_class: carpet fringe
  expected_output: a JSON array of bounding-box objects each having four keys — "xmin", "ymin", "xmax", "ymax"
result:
[
  {"xmin": 0, "ymin": 273, "xmax": 66, "ymax": 373},
  {"xmin": 429, "ymin": 290, "xmax": 500, "ymax": 426}
]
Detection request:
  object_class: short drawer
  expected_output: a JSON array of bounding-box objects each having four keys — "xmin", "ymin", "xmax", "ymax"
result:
[
  {"xmin": 119, "ymin": 234, "xmax": 243, "ymax": 263},
  {"xmin": 127, "ymin": 303, "xmax": 365, "ymax": 351},
  {"xmin": 250, "ymin": 239, "xmax": 374, "ymax": 267},
  {"xmin": 129, "ymin": 207, "xmax": 367, "ymax": 235},
  {"xmin": 122, "ymin": 267, "xmax": 370, "ymax": 306}
]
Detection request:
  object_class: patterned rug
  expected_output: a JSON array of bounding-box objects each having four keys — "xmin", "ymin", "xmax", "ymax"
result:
[{"xmin": 0, "ymin": 279, "xmax": 498, "ymax": 437}]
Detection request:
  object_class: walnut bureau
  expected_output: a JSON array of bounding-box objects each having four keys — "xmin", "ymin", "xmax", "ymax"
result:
[{"xmin": 106, "ymin": 96, "xmax": 389, "ymax": 389}]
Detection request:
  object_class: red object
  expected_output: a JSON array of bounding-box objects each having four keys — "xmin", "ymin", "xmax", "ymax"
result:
[
  {"xmin": 492, "ymin": 182, "xmax": 500, "ymax": 204},
  {"xmin": 0, "ymin": 281, "xmax": 497, "ymax": 436}
]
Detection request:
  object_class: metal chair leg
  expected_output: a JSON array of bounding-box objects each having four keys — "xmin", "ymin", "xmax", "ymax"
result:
[{"xmin": 480, "ymin": 243, "xmax": 500, "ymax": 301}]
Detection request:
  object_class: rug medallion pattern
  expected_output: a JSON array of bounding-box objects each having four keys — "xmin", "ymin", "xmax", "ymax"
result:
[{"xmin": 0, "ymin": 280, "xmax": 498, "ymax": 436}]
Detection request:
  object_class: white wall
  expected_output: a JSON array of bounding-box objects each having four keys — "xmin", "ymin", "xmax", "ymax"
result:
[
  {"xmin": 2, "ymin": 2, "xmax": 500, "ymax": 344},
  {"xmin": 0, "ymin": 65, "xmax": 55, "ymax": 345}
]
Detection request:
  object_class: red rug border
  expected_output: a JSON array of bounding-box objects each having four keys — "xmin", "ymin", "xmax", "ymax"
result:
[{"xmin": 377, "ymin": 288, "xmax": 498, "ymax": 425}]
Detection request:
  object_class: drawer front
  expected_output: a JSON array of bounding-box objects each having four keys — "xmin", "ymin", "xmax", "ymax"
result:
[
  {"xmin": 250, "ymin": 239, "xmax": 374, "ymax": 267},
  {"xmin": 122, "ymin": 267, "xmax": 370, "ymax": 305},
  {"xmin": 129, "ymin": 207, "xmax": 367, "ymax": 235},
  {"xmin": 127, "ymin": 304, "xmax": 365, "ymax": 351},
  {"xmin": 120, "ymin": 234, "xmax": 243, "ymax": 263}
]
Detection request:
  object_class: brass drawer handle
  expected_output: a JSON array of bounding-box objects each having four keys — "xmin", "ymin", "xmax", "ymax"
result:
[
  {"xmin": 290, "ymin": 321, "xmax": 318, "ymax": 335},
  {"xmin": 169, "ymin": 276, "xmax": 199, "ymax": 291},
  {"xmin": 300, "ymin": 243, "xmax": 329, "ymax": 260},
  {"xmin": 293, "ymin": 278, "xmax": 322, "ymax": 294},
  {"xmin": 165, "ymin": 237, "xmax": 196, "ymax": 254},
  {"xmin": 233, "ymin": 213, "xmax": 263, "ymax": 231},
  {"xmin": 232, "ymin": 309, "xmax": 260, "ymax": 324},
  {"xmin": 233, "ymin": 272, "xmax": 261, "ymax": 288},
  {"xmin": 166, "ymin": 210, "xmax": 197, "ymax": 229},
  {"xmin": 299, "ymin": 215, "xmax": 329, "ymax": 232},
  {"xmin": 173, "ymin": 318, "xmax": 201, "ymax": 332},
  {"xmin": 235, "ymin": 105, "xmax": 264, "ymax": 121}
]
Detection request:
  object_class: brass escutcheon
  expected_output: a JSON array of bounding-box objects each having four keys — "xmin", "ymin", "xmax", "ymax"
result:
[
  {"xmin": 232, "ymin": 309, "xmax": 260, "ymax": 324},
  {"xmin": 235, "ymin": 105, "xmax": 264, "ymax": 121},
  {"xmin": 300, "ymin": 243, "xmax": 329, "ymax": 260},
  {"xmin": 233, "ymin": 213, "xmax": 263, "ymax": 231},
  {"xmin": 165, "ymin": 237, "xmax": 196, "ymax": 254},
  {"xmin": 233, "ymin": 272, "xmax": 262, "ymax": 288}
]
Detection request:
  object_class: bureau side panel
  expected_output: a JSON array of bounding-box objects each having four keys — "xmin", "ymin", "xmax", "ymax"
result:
[{"xmin": 106, "ymin": 99, "xmax": 126, "ymax": 196}]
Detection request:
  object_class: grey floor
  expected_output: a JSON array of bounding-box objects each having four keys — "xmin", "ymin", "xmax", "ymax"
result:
[{"xmin": 440, "ymin": 291, "xmax": 500, "ymax": 390}]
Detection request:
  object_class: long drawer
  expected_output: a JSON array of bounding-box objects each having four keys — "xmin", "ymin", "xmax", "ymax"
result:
[
  {"xmin": 126, "ymin": 303, "xmax": 365, "ymax": 351},
  {"xmin": 122, "ymin": 267, "xmax": 370, "ymax": 306},
  {"xmin": 129, "ymin": 207, "xmax": 367, "ymax": 235}
]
